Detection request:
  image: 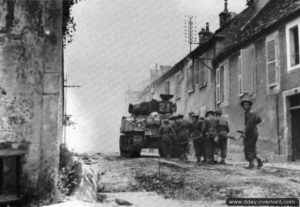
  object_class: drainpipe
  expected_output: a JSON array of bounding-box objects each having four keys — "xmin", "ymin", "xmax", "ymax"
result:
[{"xmin": 276, "ymin": 93, "xmax": 281, "ymax": 155}]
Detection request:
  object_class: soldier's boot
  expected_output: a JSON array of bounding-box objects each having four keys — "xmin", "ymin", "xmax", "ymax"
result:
[
  {"xmin": 247, "ymin": 161, "xmax": 255, "ymax": 169},
  {"xmin": 257, "ymin": 157, "xmax": 263, "ymax": 168},
  {"xmin": 220, "ymin": 158, "xmax": 226, "ymax": 165}
]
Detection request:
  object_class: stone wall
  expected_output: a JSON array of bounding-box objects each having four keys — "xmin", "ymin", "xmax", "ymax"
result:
[{"xmin": 0, "ymin": 0, "xmax": 63, "ymax": 196}]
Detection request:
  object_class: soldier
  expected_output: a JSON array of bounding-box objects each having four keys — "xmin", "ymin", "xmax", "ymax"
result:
[
  {"xmin": 174, "ymin": 114, "xmax": 192, "ymax": 161},
  {"xmin": 159, "ymin": 119, "xmax": 176, "ymax": 158},
  {"xmin": 240, "ymin": 99, "xmax": 263, "ymax": 169},
  {"xmin": 191, "ymin": 114, "xmax": 204, "ymax": 163},
  {"xmin": 215, "ymin": 109, "xmax": 230, "ymax": 164},
  {"xmin": 202, "ymin": 110, "xmax": 217, "ymax": 164}
]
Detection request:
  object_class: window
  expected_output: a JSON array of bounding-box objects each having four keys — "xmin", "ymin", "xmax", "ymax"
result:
[
  {"xmin": 199, "ymin": 59, "xmax": 207, "ymax": 87},
  {"xmin": 286, "ymin": 17, "xmax": 300, "ymax": 71},
  {"xmin": 266, "ymin": 31, "xmax": 279, "ymax": 88},
  {"xmin": 239, "ymin": 48, "xmax": 255, "ymax": 96},
  {"xmin": 165, "ymin": 81, "xmax": 170, "ymax": 94},
  {"xmin": 238, "ymin": 56, "xmax": 242, "ymax": 95},
  {"xmin": 195, "ymin": 60, "xmax": 200, "ymax": 84},
  {"xmin": 290, "ymin": 26, "xmax": 300, "ymax": 66},
  {"xmin": 216, "ymin": 66, "xmax": 225, "ymax": 103},
  {"xmin": 216, "ymin": 68, "xmax": 220, "ymax": 103},
  {"xmin": 175, "ymin": 71, "xmax": 183, "ymax": 99},
  {"xmin": 187, "ymin": 62, "xmax": 195, "ymax": 93}
]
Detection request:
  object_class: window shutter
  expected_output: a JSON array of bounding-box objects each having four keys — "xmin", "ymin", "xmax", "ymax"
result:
[
  {"xmin": 199, "ymin": 61, "xmax": 206, "ymax": 86},
  {"xmin": 175, "ymin": 72, "xmax": 182, "ymax": 98},
  {"xmin": 195, "ymin": 60, "xmax": 200, "ymax": 84},
  {"xmin": 238, "ymin": 56, "xmax": 242, "ymax": 95},
  {"xmin": 220, "ymin": 66, "xmax": 225, "ymax": 103},
  {"xmin": 241, "ymin": 49, "xmax": 254, "ymax": 93},
  {"xmin": 266, "ymin": 38, "xmax": 277, "ymax": 87},
  {"xmin": 216, "ymin": 68, "xmax": 220, "ymax": 103},
  {"xmin": 252, "ymin": 48, "xmax": 257, "ymax": 93},
  {"xmin": 187, "ymin": 65, "xmax": 194, "ymax": 93}
]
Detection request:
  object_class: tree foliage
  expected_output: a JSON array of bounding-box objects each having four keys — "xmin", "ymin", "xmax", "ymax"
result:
[{"xmin": 63, "ymin": 0, "xmax": 76, "ymax": 47}]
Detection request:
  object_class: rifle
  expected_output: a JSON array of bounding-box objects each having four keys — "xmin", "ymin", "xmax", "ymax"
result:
[
  {"xmin": 236, "ymin": 130, "xmax": 245, "ymax": 140},
  {"xmin": 180, "ymin": 135, "xmax": 236, "ymax": 144}
]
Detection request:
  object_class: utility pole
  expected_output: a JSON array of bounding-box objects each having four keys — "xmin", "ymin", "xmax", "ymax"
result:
[
  {"xmin": 63, "ymin": 73, "xmax": 81, "ymax": 145},
  {"xmin": 184, "ymin": 15, "xmax": 198, "ymax": 53}
]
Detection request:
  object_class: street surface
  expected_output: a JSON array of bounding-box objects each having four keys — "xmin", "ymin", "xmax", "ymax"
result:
[{"xmin": 45, "ymin": 151, "xmax": 300, "ymax": 207}]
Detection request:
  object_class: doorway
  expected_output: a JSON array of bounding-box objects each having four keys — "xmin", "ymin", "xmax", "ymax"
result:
[{"xmin": 290, "ymin": 94, "xmax": 300, "ymax": 161}]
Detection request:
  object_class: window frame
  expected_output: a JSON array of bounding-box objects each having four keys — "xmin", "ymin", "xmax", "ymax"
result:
[
  {"xmin": 187, "ymin": 61, "xmax": 195, "ymax": 94},
  {"xmin": 199, "ymin": 58, "xmax": 207, "ymax": 88},
  {"xmin": 216, "ymin": 67, "xmax": 221, "ymax": 104},
  {"xmin": 238, "ymin": 55, "xmax": 243, "ymax": 96},
  {"xmin": 175, "ymin": 71, "xmax": 183, "ymax": 99},
  {"xmin": 286, "ymin": 17, "xmax": 300, "ymax": 72}
]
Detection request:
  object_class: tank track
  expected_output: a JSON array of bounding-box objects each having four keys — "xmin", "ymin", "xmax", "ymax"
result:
[{"xmin": 119, "ymin": 134, "xmax": 143, "ymax": 158}]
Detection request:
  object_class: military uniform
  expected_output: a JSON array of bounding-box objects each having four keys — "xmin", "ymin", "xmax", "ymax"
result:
[
  {"xmin": 216, "ymin": 115, "xmax": 230, "ymax": 163},
  {"xmin": 159, "ymin": 121, "xmax": 176, "ymax": 157},
  {"xmin": 174, "ymin": 116, "xmax": 192, "ymax": 160},
  {"xmin": 240, "ymin": 99, "xmax": 263, "ymax": 169},
  {"xmin": 202, "ymin": 111, "xmax": 217, "ymax": 163},
  {"xmin": 191, "ymin": 116, "xmax": 204, "ymax": 162},
  {"xmin": 244, "ymin": 111, "xmax": 261, "ymax": 163}
]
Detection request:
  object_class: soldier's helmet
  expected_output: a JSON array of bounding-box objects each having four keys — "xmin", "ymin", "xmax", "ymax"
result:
[
  {"xmin": 240, "ymin": 98, "xmax": 253, "ymax": 107},
  {"xmin": 205, "ymin": 110, "xmax": 215, "ymax": 117},
  {"xmin": 215, "ymin": 109, "xmax": 222, "ymax": 115},
  {"xmin": 192, "ymin": 114, "xmax": 199, "ymax": 118}
]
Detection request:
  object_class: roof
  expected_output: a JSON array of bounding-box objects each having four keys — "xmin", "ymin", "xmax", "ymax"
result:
[
  {"xmin": 138, "ymin": 3, "xmax": 257, "ymax": 93},
  {"xmin": 214, "ymin": 0, "xmax": 300, "ymax": 65},
  {"xmin": 215, "ymin": 4, "xmax": 258, "ymax": 48},
  {"xmin": 151, "ymin": 2, "xmax": 260, "ymax": 82}
]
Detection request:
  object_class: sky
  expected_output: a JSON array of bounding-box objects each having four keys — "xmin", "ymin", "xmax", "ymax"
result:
[{"xmin": 64, "ymin": 0, "xmax": 246, "ymax": 153}]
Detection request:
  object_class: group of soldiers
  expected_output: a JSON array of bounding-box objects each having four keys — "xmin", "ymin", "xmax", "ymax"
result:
[
  {"xmin": 159, "ymin": 109, "xmax": 230, "ymax": 164},
  {"xmin": 159, "ymin": 98, "xmax": 264, "ymax": 169}
]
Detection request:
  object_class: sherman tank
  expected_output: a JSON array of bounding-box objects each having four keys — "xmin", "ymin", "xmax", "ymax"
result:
[{"xmin": 120, "ymin": 94, "xmax": 177, "ymax": 157}]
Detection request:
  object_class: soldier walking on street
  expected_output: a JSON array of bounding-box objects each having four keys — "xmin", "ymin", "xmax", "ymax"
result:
[
  {"xmin": 202, "ymin": 110, "xmax": 217, "ymax": 164},
  {"xmin": 191, "ymin": 114, "xmax": 204, "ymax": 163},
  {"xmin": 215, "ymin": 109, "xmax": 230, "ymax": 164},
  {"xmin": 159, "ymin": 119, "xmax": 176, "ymax": 158},
  {"xmin": 240, "ymin": 99, "xmax": 264, "ymax": 169}
]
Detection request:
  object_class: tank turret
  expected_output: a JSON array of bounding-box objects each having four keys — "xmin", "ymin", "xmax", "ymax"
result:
[
  {"xmin": 128, "ymin": 94, "xmax": 176, "ymax": 116},
  {"xmin": 120, "ymin": 94, "xmax": 177, "ymax": 157}
]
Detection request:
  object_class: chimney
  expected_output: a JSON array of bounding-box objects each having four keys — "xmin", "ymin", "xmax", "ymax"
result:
[
  {"xmin": 198, "ymin": 23, "xmax": 213, "ymax": 45},
  {"xmin": 247, "ymin": 0, "xmax": 270, "ymax": 10},
  {"xmin": 219, "ymin": 0, "xmax": 231, "ymax": 28}
]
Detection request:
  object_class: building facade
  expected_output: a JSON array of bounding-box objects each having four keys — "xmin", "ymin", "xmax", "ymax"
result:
[
  {"xmin": 0, "ymin": 0, "xmax": 63, "ymax": 198},
  {"xmin": 214, "ymin": 0, "xmax": 300, "ymax": 162},
  {"xmin": 143, "ymin": 0, "xmax": 300, "ymax": 162}
]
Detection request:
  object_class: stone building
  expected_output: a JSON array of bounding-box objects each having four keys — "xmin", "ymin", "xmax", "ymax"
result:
[
  {"xmin": 0, "ymin": 0, "xmax": 63, "ymax": 199},
  {"xmin": 144, "ymin": 0, "xmax": 300, "ymax": 162},
  {"xmin": 214, "ymin": 0, "xmax": 300, "ymax": 162}
]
